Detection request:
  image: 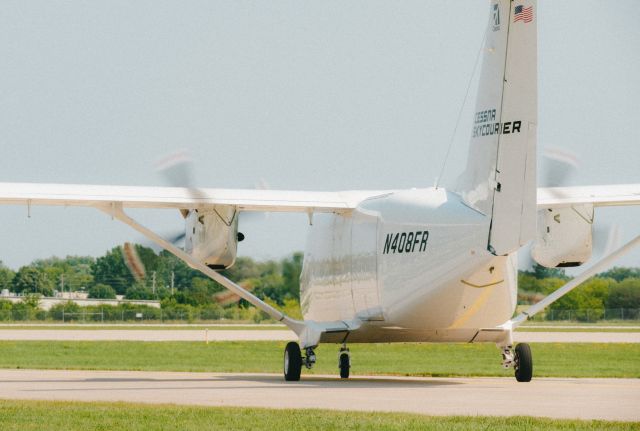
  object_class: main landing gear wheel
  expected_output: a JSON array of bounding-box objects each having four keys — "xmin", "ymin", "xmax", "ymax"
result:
[
  {"xmin": 284, "ymin": 342, "xmax": 302, "ymax": 381},
  {"xmin": 339, "ymin": 347, "xmax": 350, "ymax": 379},
  {"xmin": 514, "ymin": 343, "xmax": 533, "ymax": 382}
]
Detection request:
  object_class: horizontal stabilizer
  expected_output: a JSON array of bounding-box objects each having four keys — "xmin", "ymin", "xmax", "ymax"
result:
[{"xmin": 537, "ymin": 184, "xmax": 640, "ymax": 208}]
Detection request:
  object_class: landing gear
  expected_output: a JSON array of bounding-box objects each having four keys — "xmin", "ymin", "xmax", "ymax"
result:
[
  {"xmin": 284, "ymin": 342, "xmax": 302, "ymax": 381},
  {"xmin": 339, "ymin": 345, "xmax": 350, "ymax": 379},
  {"xmin": 283, "ymin": 342, "xmax": 352, "ymax": 381},
  {"xmin": 283, "ymin": 343, "xmax": 316, "ymax": 381},
  {"xmin": 514, "ymin": 343, "xmax": 533, "ymax": 382},
  {"xmin": 501, "ymin": 343, "xmax": 533, "ymax": 382},
  {"xmin": 304, "ymin": 347, "xmax": 317, "ymax": 369}
]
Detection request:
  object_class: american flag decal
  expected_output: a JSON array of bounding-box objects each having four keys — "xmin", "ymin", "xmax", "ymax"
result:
[{"xmin": 513, "ymin": 5, "xmax": 533, "ymax": 23}]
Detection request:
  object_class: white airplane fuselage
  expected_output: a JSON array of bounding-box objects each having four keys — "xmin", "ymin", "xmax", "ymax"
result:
[{"xmin": 300, "ymin": 187, "xmax": 518, "ymax": 344}]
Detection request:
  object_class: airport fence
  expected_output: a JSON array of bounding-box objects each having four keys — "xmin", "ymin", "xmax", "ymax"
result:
[
  {"xmin": 528, "ymin": 308, "xmax": 640, "ymax": 323},
  {"xmin": 0, "ymin": 301, "xmax": 270, "ymax": 323},
  {"xmin": 0, "ymin": 301, "xmax": 639, "ymax": 324}
]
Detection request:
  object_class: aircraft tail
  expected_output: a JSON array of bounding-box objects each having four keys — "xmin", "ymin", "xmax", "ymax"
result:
[{"xmin": 455, "ymin": 0, "xmax": 537, "ymax": 256}]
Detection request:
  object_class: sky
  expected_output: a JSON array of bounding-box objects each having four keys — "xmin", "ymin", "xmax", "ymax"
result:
[{"xmin": 1, "ymin": 0, "xmax": 639, "ymax": 272}]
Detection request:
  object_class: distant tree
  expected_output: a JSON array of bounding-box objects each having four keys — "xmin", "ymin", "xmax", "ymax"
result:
[
  {"xmin": 154, "ymin": 286, "xmax": 172, "ymax": 300},
  {"xmin": 170, "ymin": 291, "xmax": 193, "ymax": 306},
  {"xmin": 33, "ymin": 257, "xmax": 65, "ymax": 287},
  {"xmin": 188, "ymin": 278, "xmax": 219, "ymax": 303},
  {"xmin": 12, "ymin": 266, "xmax": 54, "ymax": 296},
  {"xmin": 124, "ymin": 283, "xmax": 155, "ymax": 300},
  {"xmin": 549, "ymin": 277, "xmax": 612, "ymax": 321},
  {"xmin": 92, "ymin": 247, "xmax": 135, "ymax": 295},
  {"xmin": 49, "ymin": 301, "xmax": 81, "ymax": 321},
  {"xmin": 61, "ymin": 256, "xmax": 95, "ymax": 290},
  {"xmin": 281, "ymin": 252, "xmax": 303, "ymax": 300},
  {"xmin": 605, "ymin": 278, "xmax": 640, "ymax": 310},
  {"xmin": 157, "ymin": 250, "xmax": 200, "ymax": 291},
  {"xmin": 88, "ymin": 283, "xmax": 117, "ymax": 299},
  {"xmin": 21, "ymin": 293, "xmax": 42, "ymax": 309},
  {"xmin": 518, "ymin": 272, "xmax": 539, "ymax": 293},
  {"xmin": 252, "ymin": 272, "xmax": 287, "ymax": 305},
  {"xmin": 524, "ymin": 264, "xmax": 568, "ymax": 280},
  {"xmin": 0, "ymin": 300, "xmax": 12, "ymax": 321},
  {"xmin": 0, "ymin": 262, "xmax": 15, "ymax": 291},
  {"xmin": 221, "ymin": 256, "xmax": 262, "ymax": 282},
  {"xmin": 599, "ymin": 267, "xmax": 640, "ymax": 282},
  {"xmin": 537, "ymin": 277, "xmax": 568, "ymax": 295}
]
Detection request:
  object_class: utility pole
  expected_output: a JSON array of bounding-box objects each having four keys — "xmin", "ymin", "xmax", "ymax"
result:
[
  {"xmin": 152, "ymin": 271, "xmax": 156, "ymax": 295},
  {"xmin": 171, "ymin": 271, "xmax": 175, "ymax": 296},
  {"xmin": 60, "ymin": 274, "xmax": 65, "ymax": 295}
]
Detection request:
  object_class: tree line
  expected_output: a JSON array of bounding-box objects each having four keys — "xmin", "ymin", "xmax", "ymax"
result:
[
  {"xmin": 518, "ymin": 265, "xmax": 640, "ymax": 320},
  {"xmin": 0, "ymin": 244, "xmax": 302, "ymax": 309},
  {"xmin": 1, "ymin": 246, "xmax": 639, "ymax": 322}
]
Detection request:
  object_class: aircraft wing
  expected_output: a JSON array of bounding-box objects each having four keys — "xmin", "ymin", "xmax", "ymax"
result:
[
  {"xmin": 0, "ymin": 182, "xmax": 388, "ymax": 213},
  {"xmin": 537, "ymin": 184, "xmax": 640, "ymax": 208},
  {"xmin": 3, "ymin": 182, "xmax": 639, "ymax": 213}
]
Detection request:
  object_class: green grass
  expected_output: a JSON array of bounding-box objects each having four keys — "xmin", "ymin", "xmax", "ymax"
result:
[
  {"xmin": 0, "ymin": 341, "xmax": 638, "ymax": 378},
  {"xmin": 521, "ymin": 320, "xmax": 640, "ymax": 327},
  {"xmin": 516, "ymin": 327, "xmax": 640, "ymax": 332},
  {"xmin": 0, "ymin": 400, "xmax": 637, "ymax": 431},
  {"xmin": 1, "ymin": 324, "xmax": 639, "ymax": 332}
]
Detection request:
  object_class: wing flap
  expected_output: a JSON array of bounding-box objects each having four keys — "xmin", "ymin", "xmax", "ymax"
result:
[{"xmin": 0, "ymin": 182, "xmax": 386, "ymax": 213}]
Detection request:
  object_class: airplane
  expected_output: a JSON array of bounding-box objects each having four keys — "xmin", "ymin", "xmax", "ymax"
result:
[{"xmin": 1, "ymin": 0, "xmax": 639, "ymax": 382}]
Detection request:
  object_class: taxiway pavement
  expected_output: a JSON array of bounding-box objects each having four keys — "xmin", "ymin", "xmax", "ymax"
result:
[{"xmin": 0, "ymin": 369, "xmax": 637, "ymax": 421}]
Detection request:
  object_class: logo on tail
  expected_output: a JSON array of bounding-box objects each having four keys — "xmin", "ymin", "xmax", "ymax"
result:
[{"xmin": 492, "ymin": 3, "xmax": 501, "ymax": 32}]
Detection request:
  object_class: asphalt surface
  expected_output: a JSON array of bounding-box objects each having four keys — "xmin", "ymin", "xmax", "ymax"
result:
[
  {"xmin": 1, "ymin": 329, "xmax": 639, "ymax": 343},
  {"xmin": 0, "ymin": 369, "xmax": 637, "ymax": 421}
]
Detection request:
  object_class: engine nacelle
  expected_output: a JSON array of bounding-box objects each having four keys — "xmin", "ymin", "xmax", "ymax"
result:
[
  {"xmin": 184, "ymin": 206, "xmax": 239, "ymax": 269},
  {"xmin": 531, "ymin": 204, "xmax": 593, "ymax": 268}
]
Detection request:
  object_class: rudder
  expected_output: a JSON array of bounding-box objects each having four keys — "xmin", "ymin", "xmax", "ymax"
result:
[{"xmin": 455, "ymin": 0, "xmax": 537, "ymax": 256}]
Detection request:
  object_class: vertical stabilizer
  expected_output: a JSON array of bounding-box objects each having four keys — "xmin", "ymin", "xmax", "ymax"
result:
[{"xmin": 455, "ymin": 0, "xmax": 537, "ymax": 255}]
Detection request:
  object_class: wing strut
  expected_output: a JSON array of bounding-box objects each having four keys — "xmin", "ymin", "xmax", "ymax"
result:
[
  {"xmin": 98, "ymin": 203, "xmax": 308, "ymax": 336},
  {"xmin": 510, "ymin": 233, "xmax": 640, "ymax": 328}
]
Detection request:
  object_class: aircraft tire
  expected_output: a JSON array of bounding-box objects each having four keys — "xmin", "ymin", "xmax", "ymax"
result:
[
  {"xmin": 339, "ymin": 352, "xmax": 350, "ymax": 379},
  {"xmin": 284, "ymin": 342, "xmax": 302, "ymax": 381},
  {"xmin": 514, "ymin": 343, "xmax": 533, "ymax": 382}
]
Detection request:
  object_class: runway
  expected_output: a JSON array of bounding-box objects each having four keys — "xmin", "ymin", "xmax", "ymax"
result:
[
  {"xmin": 0, "ymin": 329, "xmax": 639, "ymax": 343},
  {"xmin": 0, "ymin": 369, "xmax": 637, "ymax": 421}
]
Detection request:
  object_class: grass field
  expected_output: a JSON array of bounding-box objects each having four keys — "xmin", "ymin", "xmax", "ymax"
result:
[
  {"xmin": 0, "ymin": 341, "xmax": 638, "ymax": 378},
  {"xmin": 515, "ymin": 327, "xmax": 640, "ymax": 332},
  {"xmin": 520, "ymin": 320, "xmax": 640, "ymax": 328},
  {"xmin": 1, "ymin": 323, "xmax": 639, "ymax": 332},
  {"xmin": 0, "ymin": 400, "xmax": 637, "ymax": 431}
]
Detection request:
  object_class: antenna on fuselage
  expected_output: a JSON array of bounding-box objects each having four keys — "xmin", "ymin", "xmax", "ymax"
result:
[{"xmin": 434, "ymin": 14, "xmax": 489, "ymax": 189}]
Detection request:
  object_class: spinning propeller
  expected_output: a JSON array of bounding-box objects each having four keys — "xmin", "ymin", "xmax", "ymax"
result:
[{"xmin": 121, "ymin": 150, "xmax": 264, "ymax": 294}]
